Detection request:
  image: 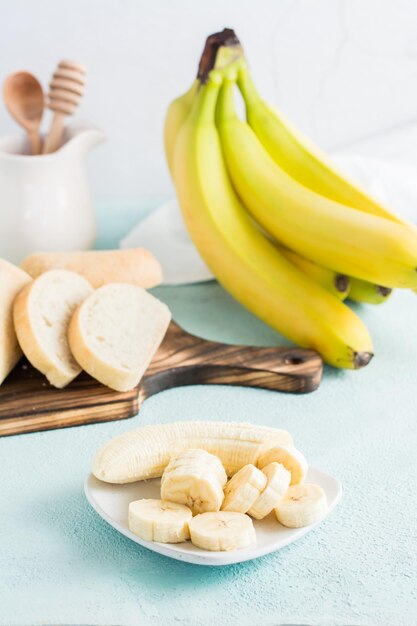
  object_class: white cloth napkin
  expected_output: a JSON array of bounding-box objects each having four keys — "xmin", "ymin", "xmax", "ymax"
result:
[
  {"xmin": 121, "ymin": 198, "xmax": 213, "ymax": 284},
  {"xmin": 120, "ymin": 155, "xmax": 417, "ymax": 285}
]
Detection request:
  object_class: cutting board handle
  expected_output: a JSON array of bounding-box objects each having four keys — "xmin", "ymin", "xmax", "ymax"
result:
[
  {"xmin": 0, "ymin": 321, "xmax": 323, "ymax": 436},
  {"xmin": 139, "ymin": 321, "xmax": 322, "ymax": 404}
]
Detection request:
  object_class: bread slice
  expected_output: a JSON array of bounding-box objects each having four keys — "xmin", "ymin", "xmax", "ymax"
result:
[
  {"xmin": 68, "ymin": 283, "xmax": 171, "ymax": 392},
  {"xmin": 0, "ymin": 259, "xmax": 32, "ymax": 385},
  {"xmin": 20, "ymin": 248, "xmax": 163, "ymax": 289},
  {"xmin": 13, "ymin": 270, "xmax": 93, "ymax": 388}
]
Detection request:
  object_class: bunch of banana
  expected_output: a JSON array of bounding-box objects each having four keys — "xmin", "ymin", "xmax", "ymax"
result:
[
  {"xmin": 101, "ymin": 420, "xmax": 328, "ymax": 550},
  {"xmin": 165, "ymin": 29, "xmax": 417, "ymax": 369}
]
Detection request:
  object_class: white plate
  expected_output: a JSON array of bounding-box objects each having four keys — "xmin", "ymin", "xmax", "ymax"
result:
[{"xmin": 85, "ymin": 468, "xmax": 342, "ymax": 566}]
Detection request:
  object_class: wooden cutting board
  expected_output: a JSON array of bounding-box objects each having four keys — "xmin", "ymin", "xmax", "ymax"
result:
[{"xmin": 0, "ymin": 321, "xmax": 323, "ymax": 436}]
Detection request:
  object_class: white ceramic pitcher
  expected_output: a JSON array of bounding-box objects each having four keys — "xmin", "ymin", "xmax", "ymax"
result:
[{"xmin": 0, "ymin": 121, "xmax": 105, "ymax": 264}]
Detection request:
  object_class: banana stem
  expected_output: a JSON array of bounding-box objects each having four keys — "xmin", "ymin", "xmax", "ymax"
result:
[{"xmin": 197, "ymin": 28, "xmax": 241, "ymax": 83}]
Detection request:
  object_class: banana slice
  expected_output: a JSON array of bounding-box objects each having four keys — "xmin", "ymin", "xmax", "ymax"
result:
[
  {"xmin": 161, "ymin": 449, "xmax": 226, "ymax": 515},
  {"xmin": 248, "ymin": 462, "xmax": 291, "ymax": 519},
  {"xmin": 221, "ymin": 464, "xmax": 267, "ymax": 513},
  {"xmin": 128, "ymin": 499, "xmax": 192, "ymax": 543},
  {"xmin": 189, "ymin": 511, "xmax": 256, "ymax": 551},
  {"xmin": 275, "ymin": 483, "xmax": 328, "ymax": 528},
  {"xmin": 163, "ymin": 448, "xmax": 227, "ymax": 488},
  {"xmin": 257, "ymin": 444, "xmax": 308, "ymax": 485}
]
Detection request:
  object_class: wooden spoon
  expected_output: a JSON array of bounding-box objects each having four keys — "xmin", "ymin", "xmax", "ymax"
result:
[
  {"xmin": 3, "ymin": 71, "xmax": 44, "ymax": 155},
  {"xmin": 42, "ymin": 60, "xmax": 86, "ymax": 154}
]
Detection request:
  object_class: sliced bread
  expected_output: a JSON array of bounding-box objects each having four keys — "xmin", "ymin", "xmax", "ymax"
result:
[
  {"xmin": 20, "ymin": 248, "xmax": 163, "ymax": 289},
  {"xmin": 13, "ymin": 270, "xmax": 93, "ymax": 388},
  {"xmin": 0, "ymin": 259, "xmax": 32, "ymax": 385},
  {"xmin": 68, "ymin": 283, "xmax": 171, "ymax": 392}
]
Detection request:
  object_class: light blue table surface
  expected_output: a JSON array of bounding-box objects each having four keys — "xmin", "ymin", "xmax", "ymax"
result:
[{"xmin": 1, "ymin": 202, "xmax": 417, "ymax": 626}]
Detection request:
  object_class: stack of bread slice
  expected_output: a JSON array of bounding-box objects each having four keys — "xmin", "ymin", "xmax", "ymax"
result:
[
  {"xmin": 0, "ymin": 260, "xmax": 32, "ymax": 385},
  {"xmin": 0, "ymin": 249, "xmax": 171, "ymax": 391}
]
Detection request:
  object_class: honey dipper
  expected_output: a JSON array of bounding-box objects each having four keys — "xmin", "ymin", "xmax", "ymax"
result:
[{"xmin": 42, "ymin": 60, "xmax": 86, "ymax": 154}]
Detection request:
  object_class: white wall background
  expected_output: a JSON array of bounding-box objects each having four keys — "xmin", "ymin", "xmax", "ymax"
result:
[{"xmin": 1, "ymin": 0, "xmax": 417, "ymax": 204}]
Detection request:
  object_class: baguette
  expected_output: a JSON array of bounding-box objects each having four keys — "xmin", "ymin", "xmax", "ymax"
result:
[
  {"xmin": 0, "ymin": 260, "xmax": 32, "ymax": 385},
  {"xmin": 13, "ymin": 270, "xmax": 93, "ymax": 388},
  {"xmin": 68, "ymin": 283, "xmax": 171, "ymax": 392},
  {"xmin": 20, "ymin": 248, "xmax": 163, "ymax": 289}
]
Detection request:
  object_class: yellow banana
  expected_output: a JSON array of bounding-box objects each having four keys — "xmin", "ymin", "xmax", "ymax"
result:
[
  {"xmin": 216, "ymin": 77, "xmax": 417, "ymax": 289},
  {"xmin": 236, "ymin": 62, "xmax": 406, "ymax": 300},
  {"xmin": 172, "ymin": 70, "xmax": 373, "ymax": 369},
  {"xmin": 279, "ymin": 247, "xmax": 350, "ymax": 301},
  {"xmin": 348, "ymin": 278, "xmax": 392, "ymax": 305},
  {"xmin": 238, "ymin": 59, "xmax": 417, "ymax": 298},
  {"xmin": 237, "ymin": 61, "xmax": 411, "ymax": 226},
  {"xmin": 164, "ymin": 80, "xmax": 200, "ymax": 177}
]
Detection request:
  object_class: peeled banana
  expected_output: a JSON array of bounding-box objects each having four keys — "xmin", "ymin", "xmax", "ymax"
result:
[
  {"xmin": 188, "ymin": 511, "xmax": 256, "ymax": 551},
  {"xmin": 172, "ymin": 69, "xmax": 373, "ymax": 369},
  {"xmin": 92, "ymin": 421, "xmax": 293, "ymax": 484},
  {"xmin": 275, "ymin": 483, "xmax": 328, "ymax": 528},
  {"xmin": 216, "ymin": 77, "xmax": 417, "ymax": 289},
  {"xmin": 128, "ymin": 499, "xmax": 192, "ymax": 543}
]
